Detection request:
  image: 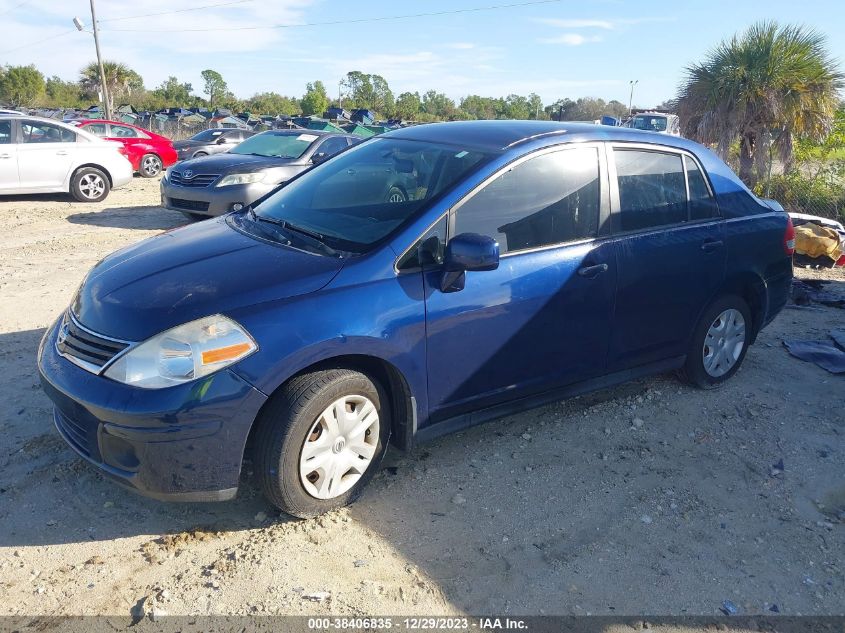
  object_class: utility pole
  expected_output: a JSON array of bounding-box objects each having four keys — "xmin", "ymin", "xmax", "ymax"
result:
[
  {"xmin": 628, "ymin": 79, "xmax": 639, "ymax": 117},
  {"xmin": 89, "ymin": 0, "xmax": 112, "ymax": 121}
]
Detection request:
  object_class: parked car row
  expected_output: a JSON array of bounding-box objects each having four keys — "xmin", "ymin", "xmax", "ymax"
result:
[{"xmin": 0, "ymin": 113, "xmax": 359, "ymax": 203}]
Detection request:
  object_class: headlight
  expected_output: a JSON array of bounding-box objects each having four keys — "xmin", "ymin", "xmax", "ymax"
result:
[
  {"xmin": 104, "ymin": 315, "xmax": 257, "ymax": 389},
  {"xmin": 216, "ymin": 172, "xmax": 267, "ymax": 187}
]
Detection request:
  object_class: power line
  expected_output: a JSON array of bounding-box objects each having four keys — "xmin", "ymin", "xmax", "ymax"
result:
[
  {"xmin": 0, "ymin": 28, "xmax": 76, "ymax": 55},
  {"xmin": 98, "ymin": 0, "xmax": 252, "ymax": 23},
  {"xmin": 102, "ymin": 0, "xmax": 563, "ymax": 33},
  {"xmin": 0, "ymin": 0, "xmax": 33, "ymax": 18}
]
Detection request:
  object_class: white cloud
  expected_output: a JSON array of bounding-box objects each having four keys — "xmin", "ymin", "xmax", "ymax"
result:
[{"xmin": 539, "ymin": 33, "xmax": 602, "ymax": 46}]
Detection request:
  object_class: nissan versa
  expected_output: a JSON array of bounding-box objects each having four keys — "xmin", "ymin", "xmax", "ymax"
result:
[{"xmin": 38, "ymin": 120, "xmax": 794, "ymax": 518}]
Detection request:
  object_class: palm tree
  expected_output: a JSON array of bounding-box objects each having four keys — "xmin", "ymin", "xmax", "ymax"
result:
[
  {"xmin": 79, "ymin": 61, "xmax": 143, "ymax": 117},
  {"xmin": 677, "ymin": 22, "xmax": 843, "ymax": 185}
]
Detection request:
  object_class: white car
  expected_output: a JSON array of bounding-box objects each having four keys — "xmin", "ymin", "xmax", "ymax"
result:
[{"xmin": 0, "ymin": 115, "xmax": 133, "ymax": 202}]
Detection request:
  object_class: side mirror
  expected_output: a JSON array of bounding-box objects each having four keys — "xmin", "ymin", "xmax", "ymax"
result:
[
  {"xmin": 311, "ymin": 152, "xmax": 328, "ymax": 164},
  {"xmin": 440, "ymin": 233, "xmax": 499, "ymax": 293},
  {"xmin": 216, "ymin": 136, "xmax": 229, "ymax": 144}
]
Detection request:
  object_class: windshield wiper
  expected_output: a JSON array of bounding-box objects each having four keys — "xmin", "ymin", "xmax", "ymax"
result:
[{"xmin": 252, "ymin": 215, "xmax": 339, "ymax": 257}]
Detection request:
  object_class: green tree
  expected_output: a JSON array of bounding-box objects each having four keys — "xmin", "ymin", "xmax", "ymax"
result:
[
  {"xmin": 343, "ymin": 71, "xmax": 394, "ymax": 116},
  {"xmin": 201, "ymin": 69, "xmax": 227, "ymax": 109},
  {"xmin": 80, "ymin": 61, "xmax": 143, "ymax": 113},
  {"xmin": 245, "ymin": 92, "xmax": 300, "ymax": 116},
  {"xmin": 460, "ymin": 95, "xmax": 500, "ymax": 120},
  {"xmin": 300, "ymin": 81, "xmax": 329, "ymax": 116},
  {"xmin": 154, "ymin": 76, "xmax": 193, "ymax": 104},
  {"xmin": 421, "ymin": 90, "xmax": 456, "ymax": 120},
  {"xmin": 394, "ymin": 91, "xmax": 421, "ymax": 120},
  {"xmin": 45, "ymin": 76, "xmax": 84, "ymax": 108},
  {"xmin": 0, "ymin": 65, "xmax": 45, "ymax": 107},
  {"xmin": 677, "ymin": 21, "xmax": 843, "ymax": 184}
]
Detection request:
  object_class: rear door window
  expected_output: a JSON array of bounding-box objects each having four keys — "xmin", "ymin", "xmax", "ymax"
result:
[
  {"xmin": 84, "ymin": 123, "xmax": 107, "ymax": 137},
  {"xmin": 613, "ymin": 149, "xmax": 686, "ymax": 231}
]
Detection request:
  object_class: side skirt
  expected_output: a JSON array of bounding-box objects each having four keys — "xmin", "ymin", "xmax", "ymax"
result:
[{"xmin": 412, "ymin": 355, "xmax": 686, "ymax": 446}]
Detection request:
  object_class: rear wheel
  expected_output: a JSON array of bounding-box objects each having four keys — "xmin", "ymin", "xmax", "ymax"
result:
[
  {"xmin": 682, "ymin": 295, "xmax": 751, "ymax": 389},
  {"xmin": 254, "ymin": 368, "xmax": 390, "ymax": 518},
  {"xmin": 139, "ymin": 154, "xmax": 163, "ymax": 178},
  {"xmin": 70, "ymin": 167, "xmax": 110, "ymax": 202}
]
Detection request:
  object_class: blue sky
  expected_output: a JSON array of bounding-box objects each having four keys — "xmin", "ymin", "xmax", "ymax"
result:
[{"xmin": 2, "ymin": 0, "xmax": 844, "ymax": 108}]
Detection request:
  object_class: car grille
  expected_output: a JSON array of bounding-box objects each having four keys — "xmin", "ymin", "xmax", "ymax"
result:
[
  {"xmin": 169, "ymin": 198, "xmax": 210, "ymax": 212},
  {"xmin": 55, "ymin": 409, "xmax": 95, "ymax": 458},
  {"xmin": 170, "ymin": 172, "xmax": 219, "ymax": 187},
  {"xmin": 56, "ymin": 312, "xmax": 130, "ymax": 372}
]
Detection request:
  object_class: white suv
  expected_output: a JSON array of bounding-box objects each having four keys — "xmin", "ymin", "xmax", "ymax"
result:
[{"xmin": 0, "ymin": 115, "xmax": 133, "ymax": 202}]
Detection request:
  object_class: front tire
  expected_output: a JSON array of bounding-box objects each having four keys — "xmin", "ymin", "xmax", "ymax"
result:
[
  {"xmin": 139, "ymin": 153, "xmax": 163, "ymax": 178},
  {"xmin": 254, "ymin": 368, "xmax": 391, "ymax": 518},
  {"xmin": 682, "ymin": 295, "xmax": 751, "ymax": 389},
  {"xmin": 193, "ymin": 151, "xmax": 208, "ymax": 158},
  {"xmin": 70, "ymin": 167, "xmax": 110, "ymax": 202}
]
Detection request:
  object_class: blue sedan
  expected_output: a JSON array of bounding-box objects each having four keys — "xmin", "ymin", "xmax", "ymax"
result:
[{"xmin": 38, "ymin": 120, "xmax": 794, "ymax": 517}]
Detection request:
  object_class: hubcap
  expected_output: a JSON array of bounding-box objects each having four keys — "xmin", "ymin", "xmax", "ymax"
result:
[
  {"xmin": 299, "ymin": 394, "xmax": 379, "ymax": 500},
  {"xmin": 702, "ymin": 308, "xmax": 746, "ymax": 377},
  {"xmin": 387, "ymin": 189, "xmax": 405, "ymax": 203},
  {"xmin": 143, "ymin": 156, "xmax": 162, "ymax": 175},
  {"xmin": 79, "ymin": 173, "xmax": 105, "ymax": 199}
]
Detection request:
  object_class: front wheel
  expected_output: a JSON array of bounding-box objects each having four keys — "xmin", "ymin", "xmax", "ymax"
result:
[
  {"xmin": 139, "ymin": 153, "xmax": 163, "ymax": 178},
  {"xmin": 193, "ymin": 151, "xmax": 208, "ymax": 158},
  {"xmin": 254, "ymin": 368, "xmax": 390, "ymax": 518},
  {"xmin": 70, "ymin": 167, "xmax": 110, "ymax": 202},
  {"xmin": 682, "ymin": 295, "xmax": 751, "ymax": 389}
]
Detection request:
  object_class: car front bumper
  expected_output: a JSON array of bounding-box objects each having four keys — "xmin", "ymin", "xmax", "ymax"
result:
[
  {"xmin": 37, "ymin": 317, "xmax": 268, "ymax": 501},
  {"xmin": 160, "ymin": 178, "xmax": 277, "ymax": 217}
]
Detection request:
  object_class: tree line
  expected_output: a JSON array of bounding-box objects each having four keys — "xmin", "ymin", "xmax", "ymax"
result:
[{"xmin": 0, "ymin": 63, "xmax": 635, "ymax": 123}]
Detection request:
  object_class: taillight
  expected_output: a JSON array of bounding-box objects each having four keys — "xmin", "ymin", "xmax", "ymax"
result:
[{"xmin": 784, "ymin": 216, "xmax": 795, "ymax": 256}]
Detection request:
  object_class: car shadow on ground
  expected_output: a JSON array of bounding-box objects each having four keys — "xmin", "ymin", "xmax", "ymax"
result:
[{"xmin": 66, "ymin": 206, "xmax": 188, "ymax": 231}]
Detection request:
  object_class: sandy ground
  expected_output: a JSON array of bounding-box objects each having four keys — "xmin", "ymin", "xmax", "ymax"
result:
[{"xmin": 0, "ymin": 177, "xmax": 843, "ymax": 620}]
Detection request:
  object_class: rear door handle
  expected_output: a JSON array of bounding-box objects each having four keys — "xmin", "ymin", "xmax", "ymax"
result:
[
  {"xmin": 577, "ymin": 263, "xmax": 609, "ymax": 278},
  {"xmin": 701, "ymin": 239, "xmax": 724, "ymax": 253},
  {"xmin": 56, "ymin": 150, "xmax": 68, "ymax": 156},
  {"xmin": 0, "ymin": 154, "xmax": 10, "ymax": 159}
]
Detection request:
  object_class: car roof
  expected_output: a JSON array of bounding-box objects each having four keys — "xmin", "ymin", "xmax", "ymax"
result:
[
  {"xmin": 384, "ymin": 119, "xmax": 701, "ymax": 154},
  {"xmin": 1, "ymin": 114, "xmax": 101, "ymax": 136}
]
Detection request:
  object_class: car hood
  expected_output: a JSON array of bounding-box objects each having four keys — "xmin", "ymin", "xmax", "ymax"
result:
[
  {"xmin": 71, "ymin": 218, "xmax": 344, "ymax": 342},
  {"xmin": 174, "ymin": 152, "xmax": 302, "ymax": 174}
]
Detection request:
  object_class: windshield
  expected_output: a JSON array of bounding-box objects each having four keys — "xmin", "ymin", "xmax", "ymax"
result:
[
  {"xmin": 230, "ymin": 131, "xmax": 318, "ymax": 158},
  {"xmin": 631, "ymin": 115, "xmax": 668, "ymax": 132},
  {"xmin": 251, "ymin": 137, "xmax": 493, "ymax": 252},
  {"xmin": 191, "ymin": 129, "xmax": 226, "ymax": 142}
]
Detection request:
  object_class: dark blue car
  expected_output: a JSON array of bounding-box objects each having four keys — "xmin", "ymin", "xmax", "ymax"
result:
[{"xmin": 37, "ymin": 121, "xmax": 794, "ymax": 517}]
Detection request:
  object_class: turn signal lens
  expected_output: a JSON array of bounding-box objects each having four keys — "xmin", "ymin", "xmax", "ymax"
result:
[{"xmin": 202, "ymin": 342, "xmax": 253, "ymax": 365}]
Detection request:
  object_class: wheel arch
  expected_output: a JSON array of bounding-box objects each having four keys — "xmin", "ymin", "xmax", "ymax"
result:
[
  {"xmin": 71, "ymin": 163, "xmax": 114, "ymax": 187},
  {"xmin": 709, "ymin": 272, "xmax": 767, "ymax": 343},
  {"xmin": 243, "ymin": 353, "xmax": 416, "ymax": 467}
]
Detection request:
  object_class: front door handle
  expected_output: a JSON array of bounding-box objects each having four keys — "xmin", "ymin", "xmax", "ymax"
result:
[
  {"xmin": 577, "ymin": 263, "xmax": 609, "ymax": 278},
  {"xmin": 55, "ymin": 150, "xmax": 69, "ymax": 156},
  {"xmin": 701, "ymin": 239, "xmax": 724, "ymax": 253},
  {"xmin": 0, "ymin": 154, "xmax": 10, "ymax": 159}
]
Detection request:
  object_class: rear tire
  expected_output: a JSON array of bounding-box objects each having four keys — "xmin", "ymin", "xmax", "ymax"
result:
[
  {"xmin": 139, "ymin": 153, "xmax": 163, "ymax": 178},
  {"xmin": 70, "ymin": 167, "xmax": 110, "ymax": 202},
  {"xmin": 682, "ymin": 295, "xmax": 752, "ymax": 389},
  {"xmin": 254, "ymin": 368, "xmax": 391, "ymax": 518}
]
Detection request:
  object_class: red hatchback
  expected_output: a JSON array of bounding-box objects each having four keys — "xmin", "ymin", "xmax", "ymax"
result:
[{"xmin": 75, "ymin": 120, "xmax": 178, "ymax": 178}]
